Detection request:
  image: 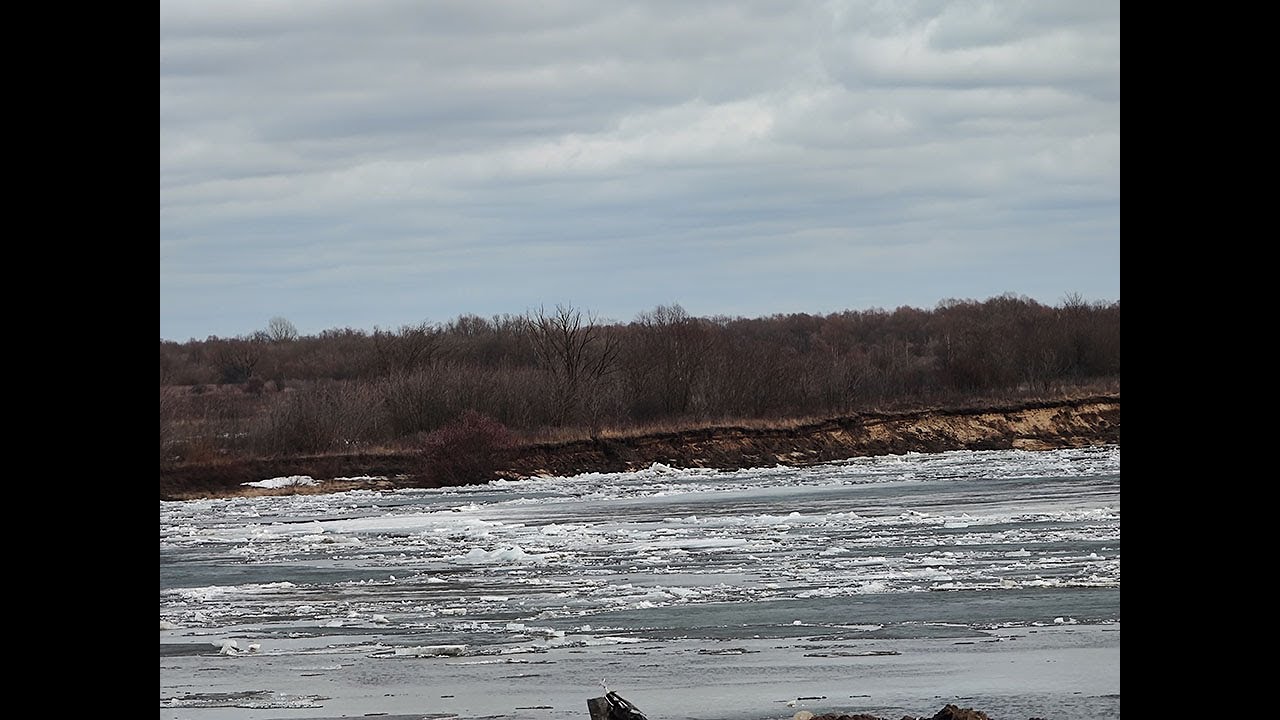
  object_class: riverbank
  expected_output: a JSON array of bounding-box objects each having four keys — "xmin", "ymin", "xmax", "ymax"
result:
[{"xmin": 159, "ymin": 394, "xmax": 1119, "ymax": 500}]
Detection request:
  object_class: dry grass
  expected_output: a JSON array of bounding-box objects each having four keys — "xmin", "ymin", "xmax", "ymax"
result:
[
  {"xmin": 511, "ymin": 379, "xmax": 1119, "ymax": 446},
  {"xmin": 162, "ymin": 378, "xmax": 1120, "ymax": 465}
]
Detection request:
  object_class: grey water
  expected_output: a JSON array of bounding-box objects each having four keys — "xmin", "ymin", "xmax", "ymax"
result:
[{"xmin": 160, "ymin": 446, "xmax": 1119, "ymax": 720}]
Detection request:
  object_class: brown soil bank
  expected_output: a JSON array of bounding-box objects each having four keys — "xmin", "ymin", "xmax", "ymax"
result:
[{"xmin": 159, "ymin": 395, "xmax": 1118, "ymax": 501}]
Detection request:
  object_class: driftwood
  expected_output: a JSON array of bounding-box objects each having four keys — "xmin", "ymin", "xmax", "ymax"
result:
[{"xmin": 588, "ymin": 692, "xmax": 649, "ymax": 720}]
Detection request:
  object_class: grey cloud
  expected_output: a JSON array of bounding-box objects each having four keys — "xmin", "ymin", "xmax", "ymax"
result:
[
  {"xmin": 160, "ymin": 0, "xmax": 1118, "ymax": 340},
  {"xmin": 819, "ymin": 0, "xmax": 1118, "ymax": 100}
]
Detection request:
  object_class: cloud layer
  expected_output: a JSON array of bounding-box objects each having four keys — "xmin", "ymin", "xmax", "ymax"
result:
[{"xmin": 160, "ymin": 0, "xmax": 1119, "ymax": 340}]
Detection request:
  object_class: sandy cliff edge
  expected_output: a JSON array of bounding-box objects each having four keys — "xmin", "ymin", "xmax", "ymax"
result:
[{"xmin": 159, "ymin": 395, "xmax": 1119, "ymax": 501}]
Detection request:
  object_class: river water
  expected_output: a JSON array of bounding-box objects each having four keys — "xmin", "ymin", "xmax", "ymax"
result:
[{"xmin": 160, "ymin": 446, "xmax": 1120, "ymax": 720}]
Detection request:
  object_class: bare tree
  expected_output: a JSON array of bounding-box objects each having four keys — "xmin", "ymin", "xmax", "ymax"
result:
[
  {"xmin": 371, "ymin": 321, "xmax": 441, "ymax": 376},
  {"xmin": 629, "ymin": 303, "xmax": 711, "ymax": 417},
  {"xmin": 209, "ymin": 336, "xmax": 263, "ymax": 384},
  {"xmin": 525, "ymin": 304, "xmax": 620, "ymax": 427},
  {"xmin": 266, "ymin": 316, "xmax": 299, "ymax": 342}
]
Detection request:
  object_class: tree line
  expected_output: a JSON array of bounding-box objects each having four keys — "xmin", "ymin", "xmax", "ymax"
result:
[{"xmin": 160, "ymin": 294, "xmax": 1119, "ymax": 464}]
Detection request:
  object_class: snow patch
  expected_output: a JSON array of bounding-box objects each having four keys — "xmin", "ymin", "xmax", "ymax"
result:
[{"xmin": 242, "ymin": 475, "xmax": 319, "ymax": 489}]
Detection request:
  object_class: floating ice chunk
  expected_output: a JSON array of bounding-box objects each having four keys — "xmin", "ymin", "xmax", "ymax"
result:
[
  {"xmin": 583, "ymin": 636, "xmax": 644, "ymax": 645},
  {"xmin": 160, "ymin": 619, "xmax": 179, "ymax": 630},
  {"xmin": 393, "ymin": 644, "xmax": 467, "ymax": 657},
  {"xmin": 248, "ymin": 642, "xmax": 261, "ymax": 653},
  {"xmin": 216, "ymin": 639, "xmax": 239, "ymax": 655},
  {"xmin": 371, "ymin": 615, "xmax": 390, "ymax": 624},
  {"xmin": 298, "ymin": 533, "xmax": 362, "ymax": 546},
  {"xmin": 450, "ymin": 544, "xmax": 556, "ymax": 565}
]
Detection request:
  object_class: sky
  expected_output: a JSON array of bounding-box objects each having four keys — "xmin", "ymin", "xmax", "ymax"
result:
[{"xmin": 159, "ymin": 0, "xmax": 1119, "ymax": 341}]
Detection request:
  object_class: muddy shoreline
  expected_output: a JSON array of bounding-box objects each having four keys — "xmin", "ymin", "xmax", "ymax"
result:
[{"xmin": 159, "ymin": 395, "xmax": 1119, "ymax": 501}]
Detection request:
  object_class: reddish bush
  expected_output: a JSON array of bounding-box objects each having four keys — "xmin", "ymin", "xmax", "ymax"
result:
[{"xmin": 419, "ymin": 410, "xmax": 514, "ymax": 486}]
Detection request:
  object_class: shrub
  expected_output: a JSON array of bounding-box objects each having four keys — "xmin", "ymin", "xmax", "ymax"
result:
[
  {"xmin": 419, "ymin": 410, "xmax": 514, "ymax": 486},
  {"xmin": 254, "ymin": 381, "xmax": 385, "ymax": 455},
  {"xmin": 378, "ymin": 370, "xmax": 451, "ymax": 436},
  {"xmin": 160, "ymin": 392, "xmax": 175, "ymax": 466}
]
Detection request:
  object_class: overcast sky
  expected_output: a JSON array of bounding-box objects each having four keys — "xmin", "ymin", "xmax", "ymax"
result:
[{"xmin": 160, "ymin": 0, "xmax": 1119, "ymax": 341}]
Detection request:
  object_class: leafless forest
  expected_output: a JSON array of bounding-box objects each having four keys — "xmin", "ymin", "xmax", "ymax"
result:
[{"xmin": 160, "ymin": 294, "xmax": 1119, "ymax": 467}]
